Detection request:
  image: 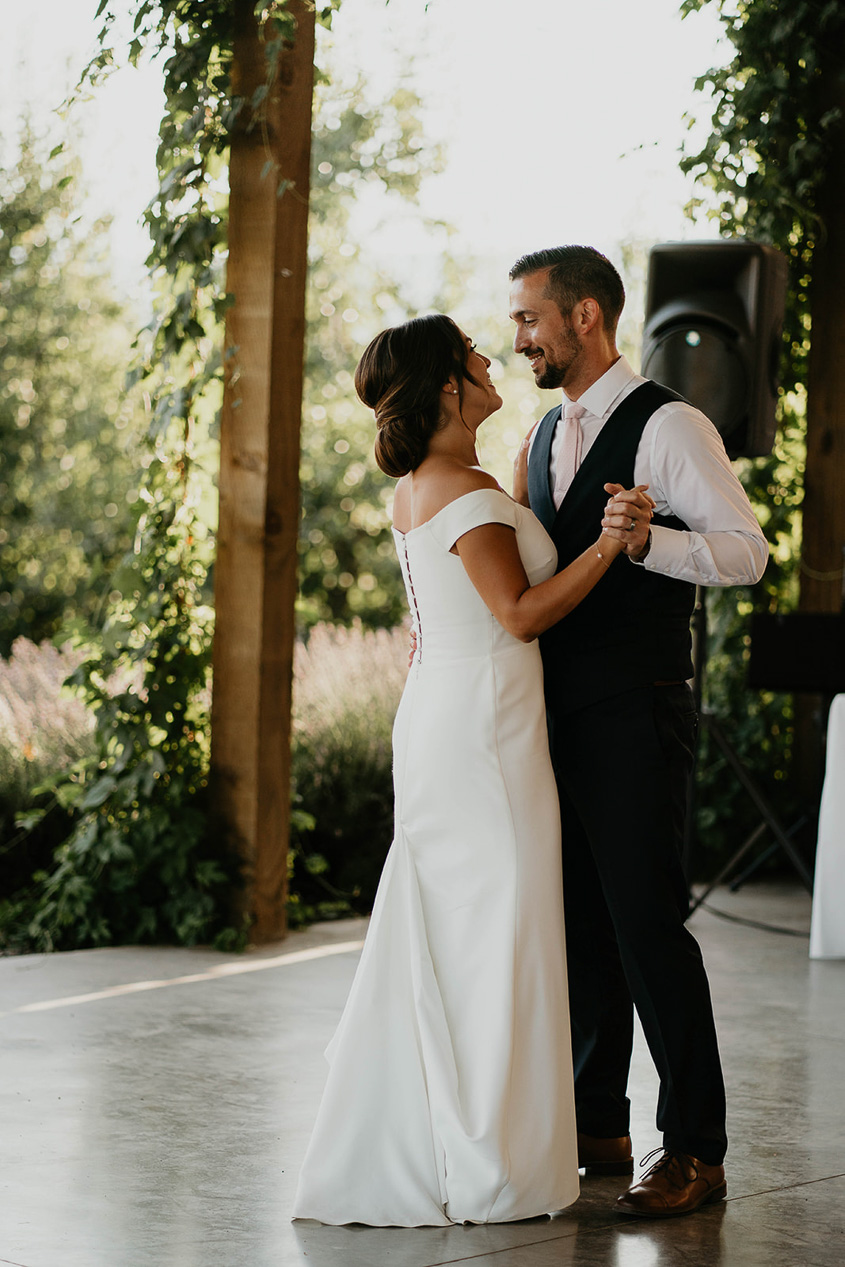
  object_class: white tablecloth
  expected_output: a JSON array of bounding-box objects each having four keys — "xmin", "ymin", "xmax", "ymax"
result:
[{"xmin": 810, "ymin": 694, "xmax": 845, "ymax": 959}]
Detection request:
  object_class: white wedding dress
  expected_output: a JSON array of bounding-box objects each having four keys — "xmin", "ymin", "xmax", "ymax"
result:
[{"xmin": 293, "ymin": 488, "xmax": 579, "ymax": 1226}]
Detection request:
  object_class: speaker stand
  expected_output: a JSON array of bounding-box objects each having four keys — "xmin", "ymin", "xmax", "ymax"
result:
[{"xmin": 683, "ymin": 588, "xmax": 814, "ymax": 916}]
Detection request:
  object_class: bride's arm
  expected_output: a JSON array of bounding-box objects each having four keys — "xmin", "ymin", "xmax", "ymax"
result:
[
  {"xmin": 456, "ymin": 486, "xmax": 653, "ymax": 642},
  {"xmin": 456, "ymin": 525, "xmax": 618, "ymax": 641}
]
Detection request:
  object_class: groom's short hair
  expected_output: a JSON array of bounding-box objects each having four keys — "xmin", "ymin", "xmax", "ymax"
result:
[{"xmin": 509, "ymin": 245, "xmax": 625, "ymax": 334}]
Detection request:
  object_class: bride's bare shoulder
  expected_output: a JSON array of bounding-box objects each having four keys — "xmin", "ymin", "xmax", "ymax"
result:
[
  {"xmin": 420, "ymin": 460, "xmax": 501, "ymax": 502},
  {"xmin": 393, "ymin": 463, "xmax": 502, "ymax": 533}
]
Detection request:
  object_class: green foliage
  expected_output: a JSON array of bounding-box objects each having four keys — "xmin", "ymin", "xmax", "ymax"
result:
[
  {"xmin": 8, "ymin": 2, "xmax": 300, "ymax": 950},
  {"xmin": 4, "ymin": 1, "xmax": 451, "ymax": 950},
  {"xmin": 692, "ymin": 409, "xmax": 806, "ymax": 864},
  {"xmin": 287, "ymin": 623, "xmax": 408, "ymax": 926},
  {"xmin": 680, "ymin": 0, "xmax": 845, "ymax": 393},
  {"xmin": 298, "ymin": 75, "xmax": 442, "ymax": 629},
  {"xmin": 0, "ymin": 619, "xmax": 404, "ymax": 950},
  {"xmin": 0, "ymin": 640, "xmax": 95, "ymax": 946},
  {"xmin": 1, "ymin": 507, "xmax": 242, "ymax": 953},
  {"xmin": 0, "ymin": 123, "xmax": 145, "ymax": 653},
  {"xmin": 678, "ymin": 0, "xmax": 845, "ymax": 871}
]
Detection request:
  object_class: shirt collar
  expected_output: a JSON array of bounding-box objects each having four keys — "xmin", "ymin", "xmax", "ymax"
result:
[{"xmin": 562, "ymin": 355, "xmax": 636, "ymax": 421}]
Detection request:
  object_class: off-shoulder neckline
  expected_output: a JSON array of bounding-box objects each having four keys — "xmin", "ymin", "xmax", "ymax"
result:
[{"xmin": 392, "ymin": 486, "xmax": 516, "ymax": 538}]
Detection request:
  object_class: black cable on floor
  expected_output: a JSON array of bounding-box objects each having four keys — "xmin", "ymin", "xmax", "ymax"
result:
[{"xmin": 697, "ymin": 899, "xmax": 810, "ymax": 939}]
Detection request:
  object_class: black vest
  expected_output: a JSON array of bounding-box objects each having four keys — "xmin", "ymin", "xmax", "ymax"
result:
[{"xmin": 528, "ymin": 381, "xmax": 696, "ymax": 714}]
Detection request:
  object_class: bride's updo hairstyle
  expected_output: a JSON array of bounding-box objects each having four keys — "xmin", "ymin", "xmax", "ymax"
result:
[{"xmin": 355, "ymin": 314, "xmax": 480, "ymax": 478}]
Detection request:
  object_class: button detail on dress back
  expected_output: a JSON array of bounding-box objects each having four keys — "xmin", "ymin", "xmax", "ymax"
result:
[{"xmin": 402, "ymin": 536, "xmax": 422, "ymax": 663}]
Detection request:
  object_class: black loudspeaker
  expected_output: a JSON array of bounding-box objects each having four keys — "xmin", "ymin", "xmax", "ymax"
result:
[
  {"xmin": 641, "ymin": 241, "xmax": 788, "ymax": 457},
  {"xmin": 747, "ymin": 612, "xmax": 845, "ymax": 694}
]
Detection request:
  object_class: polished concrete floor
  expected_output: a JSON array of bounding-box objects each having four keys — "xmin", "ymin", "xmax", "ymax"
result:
[{"xmin": 1, "ymin": 880, "xmax": 843, "ymax": 1267}]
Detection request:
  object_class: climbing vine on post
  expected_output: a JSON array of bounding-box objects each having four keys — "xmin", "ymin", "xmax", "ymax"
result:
[{"xmin": 680, "ymin": 0, "xmax": 845, "ymax": 390}]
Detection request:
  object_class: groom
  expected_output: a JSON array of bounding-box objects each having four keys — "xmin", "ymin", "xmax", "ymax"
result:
[{"xmin": 509, "ymin": 245, "xmax": 767, "ymax": 1217}]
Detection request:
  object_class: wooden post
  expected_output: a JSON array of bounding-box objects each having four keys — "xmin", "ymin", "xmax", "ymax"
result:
[
  {"xmin": 211, "ymin": 0, "xmax": 315, "ymax": 943},
  {"xmin": 796, "ymin": 68, "xmax": 845, "ymax": 797},
  {"xmin": 801, "ymin": 91, "xmax": 845, "ymax": 616}
]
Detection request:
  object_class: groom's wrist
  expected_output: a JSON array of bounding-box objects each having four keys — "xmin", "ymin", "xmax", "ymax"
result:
[{"xmin": 629, "ymin": 528, "xmax": 652, "ymax": 565}]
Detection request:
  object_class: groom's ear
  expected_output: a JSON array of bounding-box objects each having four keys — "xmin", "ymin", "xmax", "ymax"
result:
[{"xmin": 572, "ymin": 298, "xmax": 601, "ymax": 335}]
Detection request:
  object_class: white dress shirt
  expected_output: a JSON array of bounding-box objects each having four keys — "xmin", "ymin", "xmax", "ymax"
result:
[{"xmin": 529, "ymin": 355, "xmax": 768, "ymax": 587}]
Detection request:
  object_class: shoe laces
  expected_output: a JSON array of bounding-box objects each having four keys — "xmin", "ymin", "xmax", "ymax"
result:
[{"xmin": 638, "ymin": 1148, "xmax": 698, "ymax": 1189}]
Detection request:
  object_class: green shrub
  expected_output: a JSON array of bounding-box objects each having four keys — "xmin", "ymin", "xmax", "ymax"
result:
[
  {"xmin": 288, "ymin": 621, "xmax": 408, "ymax": 926},
  {"xmin": 0, "ymin": 521, "xmax": 242, "ymax": 955},
  {"xmin": 0, "ymin": 622, "xmax": 409, "ymax": 949},
  {"xmin": 0, "ymin": 639, "xmax": 94, "ymax": 926},
  {"xmin": 0, "ymin": 638, "xmax": 92, "ymax": 800}
]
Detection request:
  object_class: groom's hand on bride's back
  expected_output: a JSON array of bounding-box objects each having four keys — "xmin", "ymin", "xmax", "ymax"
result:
[{"xmin": 512, "ymin": 423, "xmax": 539, "ymax": 507}]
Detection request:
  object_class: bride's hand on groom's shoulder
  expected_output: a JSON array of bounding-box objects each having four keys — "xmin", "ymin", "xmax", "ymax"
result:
[
  {"xmin": 601, "ymin": 483, "xmax": 655, "ymax": 560},
  {"xmin": 512, "ymin": 423, "xmax": 538, "ymax": 507}
]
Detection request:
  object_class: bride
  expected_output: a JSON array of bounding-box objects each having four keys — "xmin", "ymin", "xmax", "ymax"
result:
[{"xmin": 292, "ymin": 314, "xmax": 653, "ymax": 1227}]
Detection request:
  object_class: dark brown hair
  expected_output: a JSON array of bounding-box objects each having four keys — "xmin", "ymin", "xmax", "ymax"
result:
[
  {"xmin": 355, "ymin": 314, "xmax": 480, "ymax": 477},
  {"xmin": 509, "ymin": 245, "xmax": 625, "ymax": 334}
]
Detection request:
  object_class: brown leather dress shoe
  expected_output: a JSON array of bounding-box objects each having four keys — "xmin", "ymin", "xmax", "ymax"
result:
[
  {"xmin": 577, "ymin": 1132, "xmax": 634, "ymax": 1176},
  {"xmin": 615, "ymin": 1149, "xmax": 727, "ymax": 1217}
]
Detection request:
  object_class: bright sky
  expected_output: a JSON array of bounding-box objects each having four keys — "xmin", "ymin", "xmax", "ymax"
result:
[
  {"xmin": 331, "ymin": 0, "xmax": 726, "ymax": 262},
  {"xmin": 1, "ymin": 0, "xmax": 727, "ymax": 303}
]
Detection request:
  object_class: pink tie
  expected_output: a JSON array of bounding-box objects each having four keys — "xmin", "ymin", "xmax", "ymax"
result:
[{"xmin": 553, "ymin": 401, "xmax": 586, "ymax": 509}]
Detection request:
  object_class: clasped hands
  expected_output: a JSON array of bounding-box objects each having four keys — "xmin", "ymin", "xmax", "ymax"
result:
[
  {"xmin": 601, "ymin": 483, "xmax": 655, "ymax": 561},
  {"xmin": 513, "ymin": 427, "xmax": 655, "ymax": 560}
]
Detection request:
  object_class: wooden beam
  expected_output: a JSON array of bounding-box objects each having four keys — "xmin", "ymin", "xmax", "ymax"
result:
[
  {"xmin": 801, "ymin": 73, "xmax": 845, "ymax": 615},
  {"xmin": 794, "ymin": 68, "xmax": 845, "ymax": 799},
  {"xmin": 211, "ymin": 0, "xmax": 315, "ymax": 943}
]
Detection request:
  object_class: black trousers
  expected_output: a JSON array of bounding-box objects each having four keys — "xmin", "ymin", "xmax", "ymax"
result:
[{"xmin": 548, "ymin": 683, "xmax": 728, "ymax": 1166}]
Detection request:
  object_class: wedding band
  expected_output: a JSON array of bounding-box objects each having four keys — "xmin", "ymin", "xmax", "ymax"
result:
[{"xmin": 628, "ymin": 518, "xmax": 636, "ymax": 531}]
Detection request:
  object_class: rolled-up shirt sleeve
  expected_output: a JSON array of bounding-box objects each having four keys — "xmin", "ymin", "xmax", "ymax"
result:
[{"xmin": 633, "ymin": 401, "xmax": 769, "ymax": 587}]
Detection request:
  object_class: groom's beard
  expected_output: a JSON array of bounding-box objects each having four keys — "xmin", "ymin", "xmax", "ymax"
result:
[{"xmin": 528, "ymin": 323, "xmax": 582, "ymax": 390}]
